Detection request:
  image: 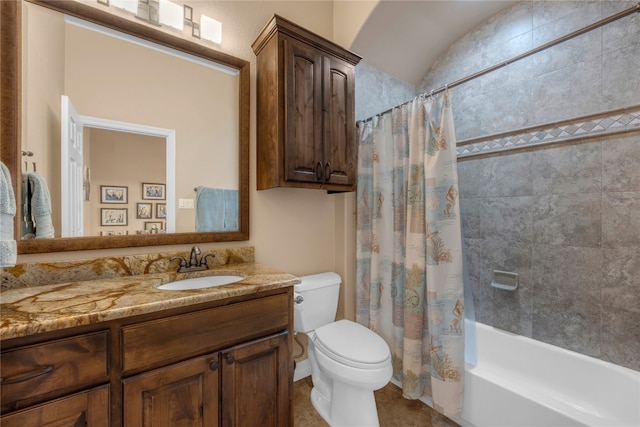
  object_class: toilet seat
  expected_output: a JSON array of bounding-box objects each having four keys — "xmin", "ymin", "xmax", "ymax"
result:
[{"xmin": 313, "ymin": 320, "xmax": 391, "ymax": 370}]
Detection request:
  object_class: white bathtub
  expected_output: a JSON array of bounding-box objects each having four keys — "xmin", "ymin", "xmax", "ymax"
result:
[{"xmin": 457, "ymin": 322, "xmax": 640, "ymax": 427}]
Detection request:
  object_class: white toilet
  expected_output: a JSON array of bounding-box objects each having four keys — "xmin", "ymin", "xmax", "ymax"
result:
[{"xmin": 294, "ymin": 272, "xmax": 392, "ymax": 427}]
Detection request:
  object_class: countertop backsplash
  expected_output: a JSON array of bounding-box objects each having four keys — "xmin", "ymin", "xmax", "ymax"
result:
[{"xmin": 1, "ymin": 246, "xmax": 255, "ymax": 290}]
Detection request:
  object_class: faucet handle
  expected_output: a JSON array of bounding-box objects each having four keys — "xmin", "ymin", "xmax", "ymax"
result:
[
  {"xmin": 199, "ymin": 253, "xmax": 215, "ymax": 268},
  {"xmin": 170, "ymin": 256, "xmax": 188, "ymax": 269}
]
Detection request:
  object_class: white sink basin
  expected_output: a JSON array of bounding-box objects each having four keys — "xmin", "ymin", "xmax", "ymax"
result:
[{"xmin": 157, "ymin": 275, "xmax": 244, "ymax": 290}]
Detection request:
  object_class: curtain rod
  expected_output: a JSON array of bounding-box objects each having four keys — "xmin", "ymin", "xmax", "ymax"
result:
[{"xmin": 358, "ymin": 2, "xmax": 640, "ymax": 124}]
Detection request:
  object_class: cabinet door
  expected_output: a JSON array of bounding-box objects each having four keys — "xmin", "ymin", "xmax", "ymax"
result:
[
  {"xmin": 123, "ymin": 353, "xmax": 220, "ymax": 427},
  {"xmin": 221, "ymin": 332, "xmax": 290, "ymax": 427},
  {"xmin": 284, "ymin": 38, "xmax": 323, "ymax": 184},
  {"xmin": 323, "ymin": 55, "xmax": 356, "ymax": 188},
  {"xmin": 0, "ymin": 385, "xmax": 109, "ymax": 427}
]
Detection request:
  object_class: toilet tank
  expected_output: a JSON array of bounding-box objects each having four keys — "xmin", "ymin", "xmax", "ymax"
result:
[{"xmin": 294, "ymin": 272, "xmax": 341, "ymax": 333}]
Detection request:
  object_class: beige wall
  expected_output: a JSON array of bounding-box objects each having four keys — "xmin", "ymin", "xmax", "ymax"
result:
[
  {"xmin": 17, "ymin": 0, "xmax": 358, "ymax": 321},
  {"xmin": 21, "ymin": 4, "xmax": 65, "ymax": 233},
  {"xmin": 86, "ymin": 129, "xmax": 165, "ymax": 236}
]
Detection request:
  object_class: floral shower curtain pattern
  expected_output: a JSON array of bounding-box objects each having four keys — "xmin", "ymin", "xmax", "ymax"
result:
[{"xmin": 356, "ymin": 91, "xmax": 465, "ymax": 418}]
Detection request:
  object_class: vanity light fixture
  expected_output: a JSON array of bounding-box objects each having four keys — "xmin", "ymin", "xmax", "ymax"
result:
[
  {"xmin": 158, "ymin": 0, "xmax": 184, "ymax": 31},
  {"xmin": 108, "ymin": 0, "xmax": 138, "ymax": 15},
  {"xmin": 98, "ymin": 0, "xmax": 221, "ymax": 44},
  {"xmin": 183, "ymin": 5, "xmax": 200, "ymax": 38},
  {"xmin": 200, "ymin": 15, "xmax": 222, "ymax": 44}
]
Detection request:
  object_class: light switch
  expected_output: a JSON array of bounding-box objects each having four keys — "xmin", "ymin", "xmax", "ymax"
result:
[{"xmin": 178, "ymin": 198, "xmax": 195, "ymax": 209}]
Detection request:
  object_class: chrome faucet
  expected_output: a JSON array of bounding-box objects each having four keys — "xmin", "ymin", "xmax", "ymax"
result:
[{"xmin": 171, "ymin": 245, "xmax": 215, "ymax": 273}]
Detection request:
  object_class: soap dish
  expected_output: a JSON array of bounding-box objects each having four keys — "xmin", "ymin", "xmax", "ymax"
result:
[{"xmin": 491, "ymin": 270, "xmax": 519, "ymax": 291}]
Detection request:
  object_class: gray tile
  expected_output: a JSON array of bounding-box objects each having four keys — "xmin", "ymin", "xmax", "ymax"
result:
[
  {"xmin": 531, "ymin": 29, "xmax": 602, "ymax": 78},
  {"xmin": 478, "ymin": 56, "xmax": 533, "ymax": 94},
  {"xmin": 602, "ymin": 133, "xmax": 640, "ymax": 192},
  {"xmin": 532, "ymin": 141, "xmax": 602, "ymax": 195},
  {"xmin": 601, "ymin": 307, "xmax": 640, "ymax": 371},
  {"xmin": 531, "ymin": 60, "xmax": 604, "ymax": 126},
  {"xmin": 451, "ymin": 93, "xmax": 492, "ymax": 141},
  {"xmin": 532, "ymin": 0, "xmax": 601, "ymax": 31},
  {"xmin": 463, "ymin": 238, "xmax": 482, "ymax": 286},
  {"xmin": 355, "ymin": 61, "xmax": 416, "ymax": 122},
  {"xmin": 601, "ymin": 0, "xmax": 638, "ymax": 16},
  {"xmin": 603, "ymin": 246, "xmax": 640, "ymax": 289},
  {"xmin": 464, "ymin": 238, "xmax": 493, "ymax": 325},
  {"xmin": 480, "ymin": 197, "xmax": 535, "ymax": 244},
  {"xmin": 533, "ymin": 193, "xmax": 602, "ymax": 247},
  {"xmin": 482, "ymin": 1, "xmax": 533, "ymax": 44},
  {"xmin": 532, "ymin": 292, "xmax": 601, "ymax": 357},
  {"xmin": 480, "ymin": 238, "xmax": 532, "ymax": 292},
  {"xmin": 492, "ymin": 288, "xmax": 533, "ymax": 337},
  {"xmin": 460, "ymin": 197, "xmax": 480, "ymax": 239},
  {"xmin": 602, "ymin": 192, "xmax": 640, "ymax": 248},
  {"xmin": 457, "ymin": 158, "xmax": 484, "ymax": 199},
  {"xmin": 474, "ymin": 84, "xmax": 534, "ymax": 136},
  {"xmin": 478, "ymin": 152, "xmax": 533, "ymax": 197},
  {"xmin": 603, "ymin": 4, "xmax": 640, "ymax": 54},
  {"xmin": 532, "ymin": 244, "xmax": 602, "ymax": 302},
  {"xmin": 602, "ymin": 42, "xmax": 640, "ymax": 110}
]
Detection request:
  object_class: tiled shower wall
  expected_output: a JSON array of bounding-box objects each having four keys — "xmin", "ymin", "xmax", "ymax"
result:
[
  {"xmin": 355, "ymin": 0, "xmax": 640, "ymax": 371},
  {"xmin": 418, "ymin": 0, "xmax": 640, "ymax": 371}
]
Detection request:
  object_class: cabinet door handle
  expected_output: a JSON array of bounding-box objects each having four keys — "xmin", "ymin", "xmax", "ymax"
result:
[
  {"xmin": 209, "ymin": 360, "xmax": 219, "ymax": 371},
  {"xmin": 225, "ymin": 354, "xmax": 235, "ymax": 365},
  {"xmin": 324, "ymin": 162, "xmax": 332, "ymax": 181},
  {"xmin": 0, "ymin": 365, "xmax": 53, "ymax": 385},
  {"xmin": 315, "ymin": 161, "xmax": 323, "ymax": 181}
]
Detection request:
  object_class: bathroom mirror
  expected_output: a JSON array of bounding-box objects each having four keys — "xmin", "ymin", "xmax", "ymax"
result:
[{"xmin": 0, "ymin": 0, "xmax": 249, "ymax": 254}]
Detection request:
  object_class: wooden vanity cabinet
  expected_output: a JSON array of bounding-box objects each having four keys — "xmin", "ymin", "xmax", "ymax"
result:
[
  {"xmin": 0, "ymin": 289, "xmax": 293, "ymax": 427},
  {"xmin": 0, "ymin": 386, "xmax": 110, "ymax": 427},
  {"xmin": 252, "ymin": 15, "xmax": 361, "ymax": 192}
]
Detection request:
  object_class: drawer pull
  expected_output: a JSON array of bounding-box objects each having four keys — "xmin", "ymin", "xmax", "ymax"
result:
[
  {"xmin": 0, "ymin": 365, "xmax": 53, "ymax": 385},
  {"xmin": 225, "ymin": 354, "xmax": 235, "ymax": 365},
  {"xmin": 209, "ymin": 360, "xmax": 219, "ymax": 371}
]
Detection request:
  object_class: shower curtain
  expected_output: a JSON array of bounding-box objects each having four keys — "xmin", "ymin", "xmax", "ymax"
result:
[{"xmin": 356, "ymin": 91, "xmax": 464, "ymax": 418}]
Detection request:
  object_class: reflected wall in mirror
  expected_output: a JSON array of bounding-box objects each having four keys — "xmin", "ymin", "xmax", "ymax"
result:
[{"xmin": 0, "ymin": 0, "xmax": 249, "ymax": 254}]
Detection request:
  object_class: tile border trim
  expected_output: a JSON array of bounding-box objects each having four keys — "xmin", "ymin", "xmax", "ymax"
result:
[{"xmin": 457, "ymin": 105, "xmax": 640, "ymax": 158}]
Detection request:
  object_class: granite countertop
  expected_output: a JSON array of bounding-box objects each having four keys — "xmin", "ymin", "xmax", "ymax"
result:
[{"xmin": 0, "ymin": 262, "xmax": 299, "ymax": 341}]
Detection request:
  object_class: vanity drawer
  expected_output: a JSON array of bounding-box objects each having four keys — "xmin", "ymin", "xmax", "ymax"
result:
[
  {"xmin": 0, "ymin": 331, "xmax": 109, "ymax": 405},
  {"xmin": 121, "ymin": 293, "xmax": 289, "ymax": 373}
]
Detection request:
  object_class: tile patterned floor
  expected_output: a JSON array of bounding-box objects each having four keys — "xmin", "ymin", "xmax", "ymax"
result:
[{"xmin": 293, "ymin": 376, "xmax": 461, "ymax": 427}]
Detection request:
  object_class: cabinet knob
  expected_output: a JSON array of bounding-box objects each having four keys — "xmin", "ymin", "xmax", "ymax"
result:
[
  {"xmin": 315, "ymin": 161, "xmax": 324, "ymax": 181},
  {"xmin": 226, "ymin": 354, "xmax": 235, "ymax": 364},
  {"xmin": 209, "ymin": 360, "xmax": 219, "ymax": 371},
  {"xmin": 324, "ymin": 162, "xmax": 332, "ymax": 181}
]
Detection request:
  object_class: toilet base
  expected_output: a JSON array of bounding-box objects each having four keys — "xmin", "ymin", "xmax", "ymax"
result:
[{"xmin": 311, "ymin": 381, "xmax": 381, "ymax": 427}]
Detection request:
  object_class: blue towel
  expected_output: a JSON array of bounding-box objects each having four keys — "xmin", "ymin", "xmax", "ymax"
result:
[
  {"xmin": 223, "ymin": 189, "xmax": 238, "ymax": 231},
  {"xmin": 0, "ymin": 161, "xmax": 17, "ymax": 267},
  {"xmin": 21, "ymin": 172, "xmax": 55, "ymax": 239},
  {"xmin": 195, "ymin": 187, "xmax": 239, "ymax": 232}
]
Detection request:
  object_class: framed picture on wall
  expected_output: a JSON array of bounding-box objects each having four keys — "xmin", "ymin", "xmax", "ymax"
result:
[
  {"xmin": 136, "ymin": 203, "xmax": 153, "ymax": 219},
  {"xmin": 156, "ymin": 203, "xmax": 167, "ymax": 219},
  {"xmin": 100, "ymin": 185, "xmax": 127, "ymax": 203},
  {"xmin": 101, "ymin": 208, "xmax": 128, "ymax": 226},
  {"xmin": 142, "ymin": 183, "xmax": 165, "ymax": 200},
  {"xmin": 144, "ymin": 221, "xmax": 163, "ymax": 231}
]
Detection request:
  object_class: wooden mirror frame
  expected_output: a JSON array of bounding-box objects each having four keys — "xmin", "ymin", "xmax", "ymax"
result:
[{"xmin": 0, "ymin": 0, "xmax": 249, "ymax": 254}]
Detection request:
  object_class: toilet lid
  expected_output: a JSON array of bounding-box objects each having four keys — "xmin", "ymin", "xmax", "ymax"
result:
[{"xmin": 314, "ymin": 320, "xmax": 390, "ymax": 367}]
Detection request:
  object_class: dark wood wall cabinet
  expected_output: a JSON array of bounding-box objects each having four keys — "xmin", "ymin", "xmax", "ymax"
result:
[
  {"xmin": 0, "ymin": 290, "xmax": 293, "ymax": 426},
  {"xmin": 252, "ymin": 15, "xmax": 361, "ymax": 192}
]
